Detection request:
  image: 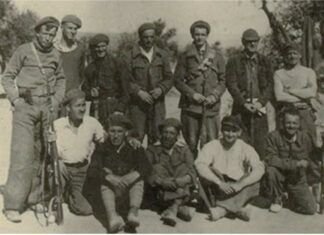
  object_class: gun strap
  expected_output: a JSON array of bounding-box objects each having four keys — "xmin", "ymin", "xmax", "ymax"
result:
[{"xmin": 30, "ymin": 43, "xmax": 46, "ymax": 75}]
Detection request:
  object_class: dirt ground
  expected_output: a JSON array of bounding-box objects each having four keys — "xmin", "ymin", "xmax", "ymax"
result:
[{"xmin": 0, "ymin": 92, "xmax": 324, "ymax": 233}]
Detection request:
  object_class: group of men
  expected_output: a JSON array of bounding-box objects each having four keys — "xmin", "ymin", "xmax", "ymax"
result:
[{"xmin": 0, "ymin": 13, "xmax": 323, "ymax": 233}]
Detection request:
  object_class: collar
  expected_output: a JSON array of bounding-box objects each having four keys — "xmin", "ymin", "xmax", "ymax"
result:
[
  {"xmin": 280, "ymin": 130, "xmax": 302, "ymax": 146},
  {"xmin": 242, "ymin": 51, "xmax": 258, "ymax": 62},
  {"xmin": 154, "ymin": 139, "xmax": 186, "ymax": 155},
  {"xmin": 33, "ymin": 39, "xmax": 54, "ymax": 53},
  {"xmin": 186, "ymin": 43, "xmax": 212, "ymax": 58},
  {"xmin": 63, "ymin": 116, "xmax": 84, "ymax": 129},
  {"xmin": 132, "ymin": 44, "xmax": 162, "ymax": 59},
  {"xmin": 54, "ymin": 38, "xmax": 78, "ymax": 53}
]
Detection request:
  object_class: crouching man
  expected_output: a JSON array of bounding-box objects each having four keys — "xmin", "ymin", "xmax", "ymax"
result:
[
  {"xmin": 92, "ymin": 114, "xmax": 152, "ymax": 233},
  {"xmin": 195, "ymin": 115, "xmax": 264, "ymax": 222},
  {"xmin": 146, "ymin": 118, "xmax": 196, "ymax": 227}
]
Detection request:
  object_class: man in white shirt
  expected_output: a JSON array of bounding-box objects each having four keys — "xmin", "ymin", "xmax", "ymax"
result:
[{"xmin": 195, "ymin": 115, "xmax": 264, "ymax": 222}]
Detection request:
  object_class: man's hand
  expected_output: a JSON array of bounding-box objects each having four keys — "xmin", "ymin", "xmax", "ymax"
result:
[
  {"xmin": 113, "ymin": 111, "xmax": 124, "ymax": 116},
  {"xmin": 47, "ymin": 130, "xmax": 57, "ymax": 143},
  {"xmin": 297, "ymin": 159, "xmax": 309, "ymax": 168},
  {"xmin": 204, "ymin": 95, "xmax": 217, "ymax": 106},
  {"xmin": 253, "ymin": 101, "xmax": 263, "ymax": 111},
  {"xmin": 120, "ymin": 172, "xmax": 138, "ymax": 188},
  {"xmin": 229, "ymin": 182, "xmax": 243, "ymax": 193},
  {"xmin": 91, "ymin": 87, "xmax": 99, "ymax": 98},
  {"xmin": 244, "ymin": 103, "xmax": 257, "ymax": 113},
  {"xmin": 218, "ymin": 182, "xmax": 235, "ymax": 195},
  {"xmin": 128, "ymin": 137, "xmax": 141, "ymax": 149},
  {"xmin": 138, "ymin": 90, "xmax": 154, "ymax": 104},
  {"xmin": 160, "ymin": 178, "xmax": 177, "ymax": 191},
  {"xmin": 193, "ymin": 93, "xmax": 206, "ymax": 104},
  {"xmin": 13, "ymin": 98, "xmax": 25, "ymax": 107},
  {"xmin": 149, "ymin": 87, "xmax": 163, "ymax": 100},
  {"xmin": 105, "ymin": 174, "xmax": 125, "ymax": 189}
]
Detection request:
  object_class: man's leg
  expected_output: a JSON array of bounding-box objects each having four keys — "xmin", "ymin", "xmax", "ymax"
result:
[
  {"xmin": 129, "ymin": 105, "xmax": 147, "ymax": 143},
  {"xmin": 127, "ymin": 180, "xmax": 144, "ymax": 228},
  {"xmin": 181, "ymin": 111, "xmax": 199, "ymax": 156},
  {"xmin": 204, "ymin": 113, "xmax": 220, "ymax": 145}
]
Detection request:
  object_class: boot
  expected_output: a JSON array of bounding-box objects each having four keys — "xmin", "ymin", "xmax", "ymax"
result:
[
  {"xmin": 235, "ymin": 206, "xmax": 252, "ymax": 222},
  {"xmin": 209, "ymin": 207, "xmax": 227, "ymax": 221},
  {"xmin": 127, "ymin": 207, "xmax": 140, "ymax": 228},
  {"xmin": 177, "ymin": 205, "xmax": 192, "ymax": 222},
  {"xmin": 3, "ymin": 210, "xmax": 22, "ymax": 223},
  {"xmin": 161, "ymin": 208, "xmax": 177, "ymax": 227},
  {"xmin": 109, "ymin": 214, "xmax": 125, "ymax": 233}
]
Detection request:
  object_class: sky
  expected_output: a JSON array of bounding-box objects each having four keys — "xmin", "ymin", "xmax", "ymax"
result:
[{"xmin": 13, "ymin": 0, "xmax": 275, "ymax": 49}]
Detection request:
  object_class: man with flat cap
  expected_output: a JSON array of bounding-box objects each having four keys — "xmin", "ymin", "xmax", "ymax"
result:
[
  {"xmin": 88, "ymin": 114, "xmax": 152, "ymax": 233},
  {"xmin": 175, "ymin": 20, "xmax": 226, "ymax": 156},
  {"xmin": 82, "ymin": 33, "xmax": 127, "ymax": 124},
  {"xmin": 1, "ymin": 16, "xmax": 65, "ymax": 222},
  {"xmin": 195, "ymin": 115, "xmax": 264, "ymax": 222},
  {"xmin": 226, "ymin": 28, "xmax": 274, "ymax": 157},
  {"xmin": 120, "ymin": 22, "xmax": 173, "ymax": 145},
  {"xmin": 146, "ymin": 118, "xmax": 196, "ymax": 227},
  {"xmin": 55, "ymin": 14, "xmax": 86, "ymax": 94}
]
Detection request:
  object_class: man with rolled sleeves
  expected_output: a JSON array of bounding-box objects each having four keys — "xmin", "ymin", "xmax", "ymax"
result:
[
  {"xmin": 1, "ymin": 16, "xmax": 65, "ymax": 222},
  {"xmin": 120, "ymin": 23, "xmax": 173, "ymax": 145},
  {"xmin": 146, "ymin": 118, "xmax": 196, "ymax": 227},
  {"xmin": 55, "ymin": 14, "xmax": 86, "ymax": 93},
  {"xmin": 82, "ymin": 34, "xmax": 127, "ymax": 124},
  {"xmin": 226, "ymin": 28, "xmax": 273, "ymax": 157},
  {"xmin": 175, "ymin": 20, "xmax": 226, "ymax": 156}
]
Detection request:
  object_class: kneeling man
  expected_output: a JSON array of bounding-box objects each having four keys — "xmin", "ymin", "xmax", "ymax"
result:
[{"xmin": 195, "ymin": 115, "xmax": 264, "ymax": 221}]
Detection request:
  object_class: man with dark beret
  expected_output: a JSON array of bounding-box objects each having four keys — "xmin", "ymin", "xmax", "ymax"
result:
[
  {"xmin": 82, "ymin": 33, "xmax": 127, "ymax": 125},
  {"xmin": 175, "ymin": 20, "xmax": 226, "ymax": 156},
  {"xmin": 226, "ymin": 28, "xmax": 274, "ymax": 157},
  {"xmin": 146, "ymin": 118, "xmax": 196, "ymax": 227},
  {"xmin": 120, "ymin": 22, "xmax": 173, "ymax": 145},
  {"xmin": 1, "ymin": 16, "xmax": 65, "ymax": 222},
  {"xmin": 195, "ymin": 115, "xmax": 264, "ymax": 222},
  {"xmin": 88, "ymin": 114, "xmax": 152, "ymax": 233},
  {"xmin": 55, "ymin": 14, "xmax": 87, "ymax": 94}
]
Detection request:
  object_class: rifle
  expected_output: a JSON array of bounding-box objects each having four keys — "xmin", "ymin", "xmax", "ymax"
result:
[{"xmin": 249, "ymin": 81, "xmax": 255, "ymax": 145}]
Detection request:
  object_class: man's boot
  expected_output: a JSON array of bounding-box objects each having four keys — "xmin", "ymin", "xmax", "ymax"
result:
[
  {"xmin": 127, "ymin": 207, "xmax": 140, "ymax": 228},
  {"xmin": 209, "ymin": 207, "xmax": 227, "ymax": 221},
  {"xmin": 3, "ymin": 210, "xmax": 22, "ymax": 223},
  {"xmin": 109, "ymin": 214, "xmax": 125, "ymax": 233},
  {"xmin": 177, "ymin": 205, "xmax": 192, "ymax": 222},
  {"xmin": 235, "ymin": 206, "xmax": 252, "ymax": 222}
]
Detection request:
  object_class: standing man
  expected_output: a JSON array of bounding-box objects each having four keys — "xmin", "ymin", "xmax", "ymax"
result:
[
  {"xmin": 226, "ymin": 28, "xmax": 273, "ymax": 157},
  {"xmin": 1, "ymin": 16, "xmax": 65, "ymax": 222},
  {"xmin": 55, "ymin": 14, "xmax": 86, "ymax": 93},
  {"xmin": 175, "ymin": 20, "xmax": 226, "ymax": 156},
  {"xmin": 120, "ymin": 23, "xmax": 173, "ymax": 144},
  {"xmin": 82, "ymin": 33, "xmax": 127, "ymax": 124}
]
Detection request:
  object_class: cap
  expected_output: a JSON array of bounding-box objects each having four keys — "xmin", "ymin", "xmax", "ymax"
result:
[
  {"xmin": 190, "ymin": 20, "xmax": 210, "ymax": 36},
  {"xmin": 221, "ymin": 115, "xmax": 242, "ymax": 131},
  {"xmin": 89, "ymin": 33, "xmax": 110, "ymax": 47},
  {"xmin": 61, "ymin": 14, "xmax": 82, "ymax": 28},
  {"xmin": 63, "ymin": 88, "xmax": 85, "ymax": 106},
  {"xmin": 138, "ymin": 22, "xmax": 156, "ymax": 36},
  {"xmin": 242, "ymin": 28, "xmax": 260, "ymax": 41},
  {"xmin": 34, "ymin": 16, "xmax": 59, "ymax": 31},
  {"xmin": 158, "ymin": 118, "xmax": 182, "ymax": 133},
  {"xmin": 107, "ymin": 114, "xmax": 133, "ymax": 130}
]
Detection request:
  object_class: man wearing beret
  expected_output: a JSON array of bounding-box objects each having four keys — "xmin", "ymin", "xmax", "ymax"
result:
[
  {"xmin": 226, "ymin": 28, "xmax": 273, "ymax": 157},
  {"xmin": 82, "ymin": 33, "xmax": 127, "ymax": 124},
  {"xmin": 146, "ymin": 118, "xmax": 196, "ymax": 227},
  {"xmin": 120, "ymin": 22, "xmax": 173, "ymax": 145},
  {"xmin": 55, "ymin": 14, "xmax": 86, "ymax": 93},
  {"xmin": 47, "ymin": 88, "xmax": 105, "ymax": 216},
  {"xmin": 175, "ymin": 20, "xmax": 226, "ymax": 156},
  {"xmin": 88, "ymin": 114, "xmax": 152, "ymax": 233},
  {"xmin": 1, "ymin": 16, "xmax": 65, "ymax": 222},
  {"xmin": 195, "ymin": 115, "xmax": 264, "ymax": 222}
]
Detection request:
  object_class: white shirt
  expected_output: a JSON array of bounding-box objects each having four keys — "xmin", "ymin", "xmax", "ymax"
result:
[
  {"xmin": 195, "ymin": 139, "xmax": 264, "ymax": 184},
  {"xmin": 140, "ymin": 46, "xmax": 154, "ymax": 63},
  {"xmin": 54, "ymin": 116, "xmax": 105, "ymax": 163}
]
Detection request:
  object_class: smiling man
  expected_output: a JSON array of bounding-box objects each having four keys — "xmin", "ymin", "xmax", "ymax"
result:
[
  {"xmin": 82, "ymin": 33, "xmax": 127, "ymax": 124},
  {"xmin": 195, "ymin": 115, "xmax": 264, "ymax": 222}
]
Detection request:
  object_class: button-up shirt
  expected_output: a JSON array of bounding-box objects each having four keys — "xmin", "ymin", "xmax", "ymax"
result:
[
  {"xmin": 195, "ymin": 139, "xmax": 264, "ymax": 185},
  {"xmin": 140, "ymin": 46, "xmax": 154, "ymax": 63},
  {"xmin": 54, "ymin": 116, "xmax": 105, "ymax": 164}
]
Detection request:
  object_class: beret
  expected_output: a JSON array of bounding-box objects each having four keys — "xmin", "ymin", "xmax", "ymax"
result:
[
  {"xmin": 138, "ymin": 22, "xmax": 156, "ymax": 36},
  {"xmin": 190, "ymin": 20, "xmax": 210, "ymax": 36},
  {"xmin": 158, "ymin": 118, "xmax": 182, "ymax": 133},
  {"xmin": 242, "ymin": 28, "xmax": 260, "ymax": 41},
  {"xmin": 221, "ymin": 115, "xmax": 242, "ymax": 131},
  {"xmin": 63, "ymin": 88, "xmax": 85, "ymax": 106},
  {"xmin": 107, "ymin": 114, "xmax": 133, "ymax": 130},
  {"xmin": 34, "ymin": 16, "xmax": 59, "ymax": 31},
  {"xmin": 61, "ymin": 14, "xmax": 82, "ymax": 28},
  {"xmin": 89, "ymin": 33, "xmax": 110, "ymax": 47}
]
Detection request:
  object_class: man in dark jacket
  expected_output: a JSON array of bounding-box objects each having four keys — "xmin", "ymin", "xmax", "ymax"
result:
[
  {"xmin": 226, "ymin": 28, "xmax": 273, "ymax": 157},
  {"xmin": 120, "ymin": 23, "xmax": 173, "ymax": 144},
  {"xmin": 175, "ymin": 20, "xmax": 226, "ymax": 156},
  {"xmin": 146, "ymin": 118, "xmax": 196, "ymax": 227},
  {"xmin": 82, "ymin": 34, "xmax": 127, "ymax": 124}
]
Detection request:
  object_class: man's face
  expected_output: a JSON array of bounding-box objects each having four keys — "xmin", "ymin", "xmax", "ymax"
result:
[
  {"xmin": 192, "ymin": 27, "xmax": 208, "ymax": 47},
  {"xmin": 222, "ymin": 127, "xmax": 241, "ymax": 145},
  {"xmin": 285, "ymin": 50, "xmax": 301, "ymax": 67},
  {"xmin": 36, "ymin": 25, "xmax": 57, "ymax": 49},
  {"xmin": 161, "ymin": 126, "xmax": 178, "ymax": 149},
  {"xmin": 67, "ymin": 97, "xmax": 86, "ymax": 121},
  {"xmin": 62, "ymin": 22, "xmax": 78, "ymax": 41},
  {"xmin": 140, "ymin": 29, "xmax": 155, "ymax": 51},
  {"xmin": 283, "ymin": 113, "xmax": 300, "ymax": 136},
  {"xmin": 243, "ymin": 39, "xmax": 259, "ymax": 54},
  {"xmin": 108, "ymin": 126, "xmax": 127, "ymax": 146},
  {"xmin": 94, "ymin": 42, "xmax": 107, "ymax": 58}
]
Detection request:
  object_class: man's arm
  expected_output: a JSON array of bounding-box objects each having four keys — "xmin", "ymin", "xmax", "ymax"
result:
[
  {"xmin": 53, "ymin": 55, "xmax": 66, "ymax": 104},
  {"xmin": 274, "ymin": 71, "xmax": 301, "ymax": 103},
  {"xmin": 287, "ymin": 69, "xmax": 317, "ymax": 99},
  {"xmin": 210, "ymin": 53, "xmax": 226, "ymax": 101},
  {"xmin": 155, "ymin": 54, "xmax": 174, "ymax": 95}
]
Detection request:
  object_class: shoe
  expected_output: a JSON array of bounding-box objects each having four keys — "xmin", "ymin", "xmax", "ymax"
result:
[
  {"xmin": 30, "ymin": 203, "xmax": 47, "ymax": 213},
  {"xmin": 127, "ymin": 207, "xmax": 140, "ymax": 228},
  {"xmin": 269, "ymin": 197, "xmax": 283, "ymax": 213},
  {"xmin": 236, "ymin": 207, "xmax": 251, "ymax": 222},
  {"xmin": 209, "ymin": 207, "xmax": 227, "ymax": 221},
  {"xmin": 3, "ymin": 210, "xmax": 22, "ymax": 223},
  {"xmin": 109, "ymin": 215, "xmax": 125, "ymax": 233},
  {"xmin": 161, "ymin": 209, "xmax": 177, "ymax": 227},
  {"xmin": 177, "ymin": 205, "xmax": 192, "ymax": 222}
]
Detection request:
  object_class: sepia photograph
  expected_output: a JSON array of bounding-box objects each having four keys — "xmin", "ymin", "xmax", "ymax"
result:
[{"xmin": 0, "ymin": 0, "xmax": 324, "ymax": 233}]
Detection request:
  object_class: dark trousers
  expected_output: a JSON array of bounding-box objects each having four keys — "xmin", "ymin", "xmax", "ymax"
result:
[
  {"xmin": 4, "ymin": 98, "xmax": 56, "ymax": 212},
  {"xmin": 181, "ymin": 111, "xmax": 220, "ymax": 156},
  {"xmin": 264, "ymin": 166, "xmax": 317, "ymax": 215}
]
